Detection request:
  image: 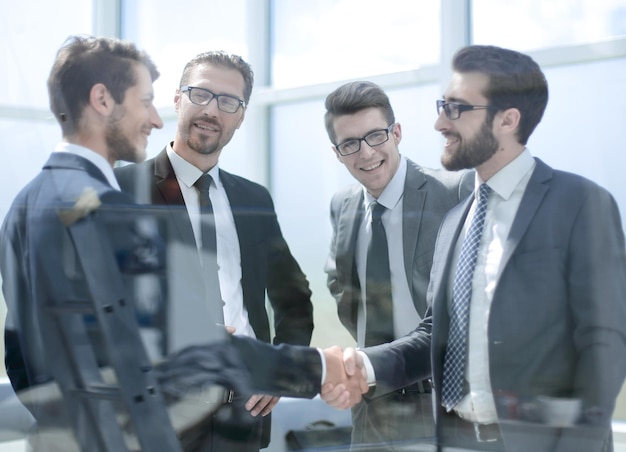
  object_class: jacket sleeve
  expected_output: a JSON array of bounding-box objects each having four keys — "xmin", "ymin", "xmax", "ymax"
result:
[{"xmin": 231, "ymin": 335, "xmax": 322, "ymax": 398}]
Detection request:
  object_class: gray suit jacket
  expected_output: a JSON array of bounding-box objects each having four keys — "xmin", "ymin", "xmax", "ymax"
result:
[
  {"xmin": 366, "ymin": 158, "xmax": 626, "ymax": 452},
  {"xmin": 326, "ymin": 158, "xmax": 472, "ymax": 339},
  {"xmin": 325, "ymin": 158, "xmax": 472, "ymax": 447}
]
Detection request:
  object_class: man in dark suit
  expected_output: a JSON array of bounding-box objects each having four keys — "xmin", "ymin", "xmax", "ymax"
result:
[
  {"xmin": 323, "ymin": 81, "xmax": 472, "ymax": 450},
  {"xmin": 1, "ymin": 36, "xmax": 362, "ymax": 452},
  {"xmin": 323, "ymin": 45, "xmax": 626, "ymax": 452},
  {"xmin": 114, "ymin": 51, "xmax": 315, "ymax": 451}
]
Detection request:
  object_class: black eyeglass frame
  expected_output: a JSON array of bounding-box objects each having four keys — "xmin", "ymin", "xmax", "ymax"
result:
[
  {"xmin": 436, "ymin": 99, "xmax": 491, "ymax": 120},
  {"xmin": 334, "ymin": 123, "xmax": 396, "ymax": 156},
  {"xmin": 180, "ymin": 85, "xmax": 246, "ymax": 113}
]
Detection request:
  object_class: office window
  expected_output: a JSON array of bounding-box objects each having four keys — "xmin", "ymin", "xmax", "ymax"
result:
[
  {"xmin": 122, "ymin": 0, "xmax": 248, "ymax": 109},
  {"xmin": 121, "ymin": 0, "xmax": 251, "ymax": 164},
  {"xmin": 532, "ymin": 57, "xmax": 626, "ymax": 228},
  {"xmin": 0, "ymin": 0, "xmax": 92, "ymax": 108},
  {"xmin": 271, "ymin": 0, "xmax": 441, "ymax": 88},
  {"xmin": 472, "ymin": 0, "xmax": 626, "ymax": 51}
]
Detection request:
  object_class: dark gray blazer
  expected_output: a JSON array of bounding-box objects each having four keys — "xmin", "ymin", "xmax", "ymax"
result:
[
  {"xmin": 366, "ymin": 158, "xmax": 626, "ymax": 452},
  {"xmin": 115, "ymin": 148, "xmax": 314, "ymax": 348}
]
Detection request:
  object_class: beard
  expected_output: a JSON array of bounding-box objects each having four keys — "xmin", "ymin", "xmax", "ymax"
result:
[
  {"xmin": 185, "ymin": 117, "xmax": 224, "ymax": 156},
  {"xmin": 106, "ymin": 106, "xmax": 144, "ymax": 163},
  {"xmin": 441, "ymin": 120, "xmax": 499, "ymax": 171}
]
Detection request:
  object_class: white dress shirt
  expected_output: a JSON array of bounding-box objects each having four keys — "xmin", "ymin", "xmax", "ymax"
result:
[
  {"xmin": 166, "ymin": 145, "xmax": 255, "ymax": 338},
  {"xmin": 355, "ymin": 156, "xmax": 421, "ymax": 347},
  {"xmin": 450, "ymin": 149, "xmax": 536, "ymax": 423}
]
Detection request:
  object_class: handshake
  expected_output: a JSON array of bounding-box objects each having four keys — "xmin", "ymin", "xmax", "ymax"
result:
[{"xmin": 320, "ymin": 346, "xmax": 369, "ymax": 410}]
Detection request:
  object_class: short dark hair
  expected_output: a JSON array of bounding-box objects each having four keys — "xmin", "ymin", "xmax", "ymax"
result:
[
  {"xmin": 324, "ymin": 81, "xmax": 395, "ymax": 144},
  {"xmin": 452, "ymin": 45, "xmax": 548, "ymax": 145},
  {"xmin": 179, "ymin": 51, "xmax": 254, "ymax": 105},
  {"xmin": 47, "ymin": 35, "xmax": 159, "ymax": 136}
]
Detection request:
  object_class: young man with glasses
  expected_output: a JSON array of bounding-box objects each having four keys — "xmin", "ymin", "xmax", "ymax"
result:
[
  {"xmin": 324, "ymin": 45, "xmax": 626, "ymax": 452},
  {"xmin": 115, "ymin": 51, "xmax": 315, "ymax": 452},
  {"xmin": 323, "ymin": 81, "xmax": 472, "ymax": 451}
]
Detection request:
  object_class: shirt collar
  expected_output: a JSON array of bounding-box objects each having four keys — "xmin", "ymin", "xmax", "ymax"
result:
[
  {"xmin": 166, "ymin": 142, "xmax": 220, "ymax": 189},
  {"xmin": 54, "ymin": 142, "xmax": 120, "ymax": 190},
  {"xmin": 363, "ymin": 154, "xmax": 407, "ymax": 210},
  {"xmin": 477, "ymin": 148, "xmax": 535, "ymax": 200}
]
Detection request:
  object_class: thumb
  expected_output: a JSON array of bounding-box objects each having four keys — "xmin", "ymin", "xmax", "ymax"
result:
[{"xmin": 343, "ymin": 347, "xmax": 356, "ymax": 376}]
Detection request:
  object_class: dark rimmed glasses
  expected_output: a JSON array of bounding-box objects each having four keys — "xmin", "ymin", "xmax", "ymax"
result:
[
  {"xmin": 335, "ymin": 123, "xmax": 396, "ymax": 156},
  {"xmin": 180, "ymin": 86, "xmax": 246, "ymax": 113},
  {"xmin": 436, "ymin": 99, "xmax": 490, "ymax": 120}
]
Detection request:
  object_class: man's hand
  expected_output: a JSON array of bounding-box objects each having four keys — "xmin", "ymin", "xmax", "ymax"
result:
[
  {"xmin": 342, "ymin": 347, "xmax": 367, "ymax": 382},
  {"xmin": 321, "ymin": 346, "xmax": 368, "ymax": 409},
  {"xmin": 245, "ymin": 394, "xmax": 280, "ymax": 417}
]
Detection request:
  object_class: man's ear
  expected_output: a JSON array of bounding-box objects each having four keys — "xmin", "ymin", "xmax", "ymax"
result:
[
  {"xmin": 89, "ymin": 83, "xmax": 115, "ymax": 116},
  {"xmin": 174, "ymin": 89, "xmax": 181, "ymax": 113},
  {"xmin": 392, "ymin": 122, "xmax": 402, "ymax": 145},
  {"xmin": 497, "ymin": 108, "xmax": 521, "ymax": 135}
]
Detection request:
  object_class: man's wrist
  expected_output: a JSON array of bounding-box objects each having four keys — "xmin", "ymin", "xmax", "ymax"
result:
[{"xmin": 356, "ymin": 349, "xmax": 376, "ymax": 387}]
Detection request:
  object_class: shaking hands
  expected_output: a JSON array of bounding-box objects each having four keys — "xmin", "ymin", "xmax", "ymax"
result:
[{"xmin": 321, "ymin": 346, "xmax": 369, "ymax": 409}]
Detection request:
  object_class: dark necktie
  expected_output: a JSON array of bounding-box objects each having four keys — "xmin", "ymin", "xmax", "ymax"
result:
[
  {"xmin": 364, "ymin": 202, "xmax": 394, "ymax": 347},
  {"xmin": 193, "ymin": 174, "xmax": 224, "ymax": 323},
  {"xmin": 442, "ymin": 183, "xmax": 491, "ymax": 411}
]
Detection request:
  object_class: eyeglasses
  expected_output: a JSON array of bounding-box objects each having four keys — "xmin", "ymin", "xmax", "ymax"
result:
[
  {"xmin": 436, "ymin": 99, "xmax": 490, "ymax": 120},
  {"xmin": 180, "ymin": 86, "xmax": 246, "ymax": 113},
  {"xmin": 335, "ymin": 124, "xmax": 396, "ymax": 156}
]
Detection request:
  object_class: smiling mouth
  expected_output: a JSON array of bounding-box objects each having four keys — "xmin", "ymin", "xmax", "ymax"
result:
[
  {"xmin": 361, "ymin": 161, "xmax": 383, "ymax": 171},
  {"xmin": 443, "ymin": 133, "xmax": 460, "ymax": 147},
  {"xmin": 194, "ymin": 121, "xmax": 219, "ymax": 133}
]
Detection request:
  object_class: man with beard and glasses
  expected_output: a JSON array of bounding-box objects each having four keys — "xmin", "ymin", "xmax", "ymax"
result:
[
  {"xmin": 322, "ymin": 45, "xmax": 626, "ymax": 452},
  {"xmin": 115, "ymin": 51, "xmax": 315, "ymax": 452}
]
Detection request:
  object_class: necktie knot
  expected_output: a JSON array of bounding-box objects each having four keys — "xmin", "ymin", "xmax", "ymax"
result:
[
  {"xmin": 477, "ymin": 183, "xmax": 491, "ymax": 206},
  {"xmin": 194, "ymin": 173, "xmax": 213, "ymax": 193},
  {"xmin": 371, "ymin": 202, "xmax": 386, "ymax": 224}
]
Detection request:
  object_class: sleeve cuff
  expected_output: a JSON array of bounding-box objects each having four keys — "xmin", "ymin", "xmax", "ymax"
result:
[{"xmin": 357, "ymin": 349, "xmax": 376, "ymax": 387}]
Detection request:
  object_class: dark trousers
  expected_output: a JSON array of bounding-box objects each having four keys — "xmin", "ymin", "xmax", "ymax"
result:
[
  {"xmin": 437, "ymin": 411, "xmax": 504, "ymax": 452},
  {"xmin": 180, "ymin": 393, "xmax": 265, "ymax": 452},
  {"xmin": 350, "ymin": 382, "xmax": 435, "ymax": 452}
]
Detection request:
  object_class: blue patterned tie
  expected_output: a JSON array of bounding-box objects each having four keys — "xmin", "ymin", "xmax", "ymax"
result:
[{"xmin": 442, "ymin": 183, "xmax": 491, "ymax": 411}]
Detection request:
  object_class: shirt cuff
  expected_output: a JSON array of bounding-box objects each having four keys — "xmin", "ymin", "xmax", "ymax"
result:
[{"xmin": 357, "ymin": 349, "xmax": 376, "ymax": 387}]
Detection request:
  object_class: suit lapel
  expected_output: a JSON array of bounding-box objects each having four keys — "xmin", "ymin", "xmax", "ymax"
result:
[
  {"xmin": 336, "ymin": 191, "xmax": 363, "ymax": 278},
  {"xmin": 431, "ymin": 198, "xmax": 471, "ymax": 323},
  {"xmin": 402, "ymin": 162, "xmax": 427, "ymax": 312},
  {"xmin": 153, "ymin": 149, "xmax": 197, "ymax": 249},
  {"xmin": 431, "ymin": 197, "xmax": 472, "ymax": 383},
  {"xmin": 218, "ymin": 170, "xmax": 251, "ymax": 259},
  {"xmin": 499, "ymin": 159, "xmax": 551, "ymax": 274},
  {"xmin": 335, "ymin": 190, "xmax": 364, "ymax": 324}
]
